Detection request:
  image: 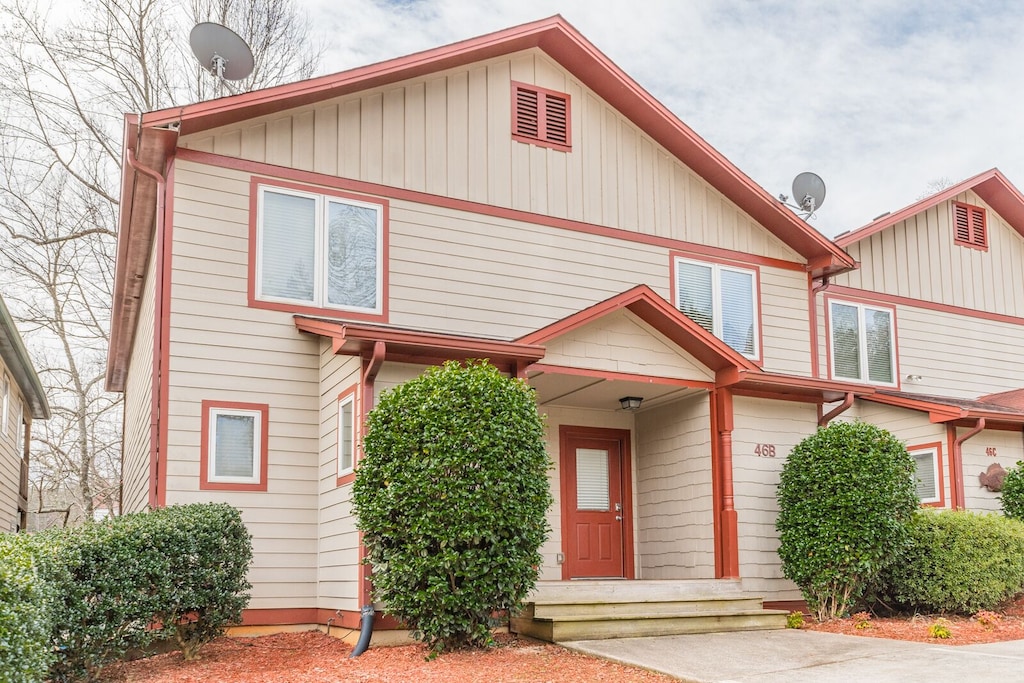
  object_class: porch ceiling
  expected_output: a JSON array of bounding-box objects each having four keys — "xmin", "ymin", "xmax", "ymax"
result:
[{"xmin": 528, "ymin": 367, "xmax": 705, "ymax": 411}]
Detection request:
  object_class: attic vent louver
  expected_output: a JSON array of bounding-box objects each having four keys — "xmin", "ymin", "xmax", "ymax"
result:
[
  {"xmin": 953, "ymin": 201, "xmax": 987, "ymax": 250},
  {"xmin": 512, "ymin": 82, "xmax": 571, "ymax": 151}
]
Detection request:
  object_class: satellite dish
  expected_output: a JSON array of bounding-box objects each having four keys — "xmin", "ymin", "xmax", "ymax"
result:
[
  {"xmin": 189, "ymin": 22, "xmax": 254, "ymax": 82},
  {"xmin": 791, "ymin": 172, "xmax": 826, "ymax": 214}
]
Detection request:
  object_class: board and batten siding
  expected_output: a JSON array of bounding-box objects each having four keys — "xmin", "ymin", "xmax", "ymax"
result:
[
  {"xmin": 164, "ymin": 162, "xmax": 323, "ymax": 611},
  {"xmin": 837, "ymin": 192, "xmax": 1024, "ymax": 317},
  {"xmin": 634, "ymin": 394, "xmax": 715, "ymax": 580},
  {"xmin": 179, "ymin": 50, "xmax": 801, "ymax": 265},
  {"xmin": 316, "ymin": 344, "xmax": 362, "ymax": 612},
  {"xmin": 120, "ymin": 242, "xmax": 158, "ymax": 513},
  {"xmin": 731, "ymin": 396, "xmax": 817, "ymax": 600}
]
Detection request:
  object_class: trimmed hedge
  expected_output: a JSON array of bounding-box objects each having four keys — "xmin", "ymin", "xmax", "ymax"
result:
[
  {"xmin": 0, "ymin": 534, "xmax": 52, "ymax": 683},
  {"xmin": 354, "ymin": 360, "xmax": 552, "ymax": 653},
  {"xmin": 776, "ymin": 421, "xmax": 918, "ymax": 621},
  {"xmin": 0, "ymin": 503, "xmax": 252, "ymax": 682},
  {"xmin": 880, "ymin": 509, "xmax": 1024, "ymax": 614}
]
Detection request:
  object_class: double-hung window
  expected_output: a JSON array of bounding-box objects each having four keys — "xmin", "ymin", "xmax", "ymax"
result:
[
  {"xmin": 674, "ymin": 257, "xmax": 759, "ymax": 359},
  {"xmin": 909, "ymin": 445, "xmax": 941, "ymax": 505},
  {"xmin": 828, "ymin": 300, "xmax": 896, "ymax": 385},
  {"xmin": 256, "ymin": 185, "xmax": 383, "ymax": 314},
  {"xmin": 201, "ymin": 401, "xmax": 269, "ymax": 491}
]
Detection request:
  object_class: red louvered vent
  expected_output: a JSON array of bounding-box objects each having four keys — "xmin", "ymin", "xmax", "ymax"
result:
[
  {"xmin": 511, "ymin": 82, "xmax": 571, "ymax": 151},
  {"xmin": 953, "ymin": 201, "xmax": 988, "ymax": 250}
]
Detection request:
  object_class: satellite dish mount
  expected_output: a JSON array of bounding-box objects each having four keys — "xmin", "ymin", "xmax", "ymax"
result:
[
  {"xmin": 189, "ymin": 22, "xmax": 254, "ymax": 97},
  {"xmin": 778, "ymin": 171, "xmax": 827, "ymax": 220}
]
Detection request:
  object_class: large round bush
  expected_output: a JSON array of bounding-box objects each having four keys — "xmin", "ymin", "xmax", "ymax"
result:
[
  {"xmin": 776, "ymin": 421, "xmax": 917, "ymax": 620},
  {"xmin": 353, "ymin": 360, "xmax": 552, "ymax": 652}
]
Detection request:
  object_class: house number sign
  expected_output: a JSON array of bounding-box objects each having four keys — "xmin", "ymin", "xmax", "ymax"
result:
[
  {"xmin": 986, "ymin": 447, "xmax": 998, "ymax": 457},
  {"xmin": 754, "ymin": 444, "xmax": 777, "ymax": 458}
]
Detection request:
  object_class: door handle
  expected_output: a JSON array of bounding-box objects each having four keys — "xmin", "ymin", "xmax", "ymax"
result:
[{"xmin": 615, "ymin": 515, "xmax": 623, "ymax": 521}]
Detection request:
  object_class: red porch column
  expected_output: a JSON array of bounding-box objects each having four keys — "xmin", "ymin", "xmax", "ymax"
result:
[{"xmin": 711, "ymin": 388, "xmax": 740, "ymax": 579}]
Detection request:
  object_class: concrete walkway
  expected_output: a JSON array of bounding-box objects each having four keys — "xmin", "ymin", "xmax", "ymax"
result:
[{"xmin": 564, "ymin": 629, "xmax": 1024, "ymax": 682}]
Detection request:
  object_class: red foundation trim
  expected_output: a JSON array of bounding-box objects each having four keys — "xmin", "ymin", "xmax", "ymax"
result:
[{"xmin": 240, "ymin": 608, "xmax": 401, "ymax": 630}]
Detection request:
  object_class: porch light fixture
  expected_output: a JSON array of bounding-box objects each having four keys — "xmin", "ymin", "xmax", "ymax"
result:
[{"xmin": 619, "ymin": 396, "xmax": 644, "ymax": 411}]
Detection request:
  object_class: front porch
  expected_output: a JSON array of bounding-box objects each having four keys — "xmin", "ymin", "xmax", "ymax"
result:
[{"xmin": 511, "ymin": 579, "xmax": 788, "ymax": 642}]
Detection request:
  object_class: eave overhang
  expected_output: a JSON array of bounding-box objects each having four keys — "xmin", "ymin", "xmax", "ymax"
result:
[
  {"xmin": 0, "ymin": 295, "xmax": 49, "ymax": 419},
  {"xmin": 294, "ymin": 317, "xmax": 546, "ymax": 372},
  {"xmin": 134, "ymin": 15, "xmax": 853, "ymax": 278},
  {"xmin": 863, "ymin": 390, "xmax": 1024, "ymax": 430},
  {"xmin": 726, "ymin": 371, "xmax": 874, "ymax": 404},
  {"xmin": 105, "ymin": 116, "xmax": 177, "ymax": 392},
  {"xmin": 837, "ymin": 168, "xmax": 1024, "ymax": 248}
]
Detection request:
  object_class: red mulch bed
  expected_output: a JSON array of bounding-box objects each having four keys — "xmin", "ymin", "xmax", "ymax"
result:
[
  {"xmin": 99, "ymin": 632, "xmax": 677, "ymax": 682},
  {"xmin": 804, "ymin": 595, "xmax": 1024, "ymax": 645}
]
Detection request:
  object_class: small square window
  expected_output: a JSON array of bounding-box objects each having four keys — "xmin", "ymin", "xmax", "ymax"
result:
[
  {"xmin": 511, "ymin": 82, "xmax": 571, "ymax": 151},
  {"xmin": 909, "ymin": 445, "xmax": 942, "ymax": 505},
  {"xmin": 952, "ymin": 201, "xmax": 987, "ymax": 250},
  {"xmin": 201, "ymin": 401, "xmax": 269, "ymax": 491},
  {"xmin": 337, "ymin": 391, "xmax": 356, "ymax": 480}
]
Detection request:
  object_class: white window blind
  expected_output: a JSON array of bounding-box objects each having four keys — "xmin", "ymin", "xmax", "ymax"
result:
[
  {"xmin": 260, "ymin": 190, "xmax": 316, "ymax": 302},
  {"xmin": 212, "ymin": 412, "xmax": 258, "ymax": 481},
  {"xmin": 675, "ymin": 258, "xmax": 759, "ymax": 358},
  {"xmin": 338, "ymin": 396, "xmax": 354, "ymax": 476},
  {"xmin": 911, "ymin": 448, "xmax": 939, "ymax": 503},
  {"xmin": 865, "ymin": 308, "xmax": 894, "ymax": 384},
  {"xmin": 829, "ymin": 300, "xmax": 895, "ymax": 385},
  {"xmin": 830, "ymin": 303, "xmax": 861, "ymax": 380},
  {"xmin": 576, "ymin": 448, "xmax": 609, "ymax": 511}
]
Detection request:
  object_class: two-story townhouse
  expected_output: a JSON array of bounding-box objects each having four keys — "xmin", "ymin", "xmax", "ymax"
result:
[
  {"xmin": 821, "ymin": 169, "xmax": 1024, "ymax": 513},
  {"xmin": 0, "ymin": 293, "xmax": 50, "ymax": 532},
  {"xmin": 108, "ymin": 16, "xmax": 871, "ymax": 638}
]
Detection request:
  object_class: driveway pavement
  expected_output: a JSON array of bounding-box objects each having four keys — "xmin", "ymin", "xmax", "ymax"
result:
[{"xmin": 564, "ymin": 629, "xmax": 1024, "ymax": 682}]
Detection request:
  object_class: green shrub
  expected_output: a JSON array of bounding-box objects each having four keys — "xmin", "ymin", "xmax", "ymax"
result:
[
  {"xmin": 776, "ymin": 421, "xmax": 917, "ymax": 621},
  {"xmin": 353, "ymin": 360, "xmax": 552, "ymax": 653},
  {"xmin": 1000, "ymin": 461, "xmax": 1024, "ymax": 520},
  {"xmin": 33, "ymin": 503, "xmax": 252, "ymax": 681},
  {"xmin": 879, "ymin": 509, "xmax": 1024, "ymax": 614},
  {"xmin": 0, "ymin": 534, "xmax": 53, "ymax": 683}
]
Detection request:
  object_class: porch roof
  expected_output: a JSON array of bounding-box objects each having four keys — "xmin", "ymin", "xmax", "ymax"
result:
[{"xmin": 864, "ymin": 389, "xmax": 1024, "ymax": 430}]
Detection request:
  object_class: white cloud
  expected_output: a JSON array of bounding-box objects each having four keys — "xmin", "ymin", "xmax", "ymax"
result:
[{"xmin": 303, "ymin": 0, "xmax": 1024, "ymax": 235}]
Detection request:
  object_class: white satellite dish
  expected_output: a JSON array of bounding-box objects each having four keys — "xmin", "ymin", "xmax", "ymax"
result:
[
  {"xmin": 189, "ymin": 22, "xmax": 254, "ymax": 84},
  {"xmin": 791, "ymin": 172, "xmax": 826, "ymax": 214}
]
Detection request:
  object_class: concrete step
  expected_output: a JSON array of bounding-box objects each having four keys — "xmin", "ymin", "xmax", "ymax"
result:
[
  {"xmin": 527, "ymin": 579, "xmax": 745, "ymax": 604},
  {"xmin": 527, "ymin": 596, "xmax": 765, "ymax": 619},
  {"xmin": 511, "ymin": 608, "xmax": 789, "ymax": 642}
]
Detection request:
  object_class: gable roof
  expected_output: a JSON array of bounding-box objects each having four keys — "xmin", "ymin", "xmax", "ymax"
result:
[
  {"xmin": 0, "ymin": 294, "xmax": 49, "ymax": 420},
  {"xmin": 836, "ymin": 168, "xmax": 1024, "ymax": 248}
]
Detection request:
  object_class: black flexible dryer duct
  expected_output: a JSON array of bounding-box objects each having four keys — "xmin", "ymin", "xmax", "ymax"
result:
[{"xmin": 349, "ymin": 605, "xmax": 375, "ymax": 658}]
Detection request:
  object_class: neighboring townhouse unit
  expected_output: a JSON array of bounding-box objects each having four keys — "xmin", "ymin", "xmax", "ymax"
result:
[
  {"xmin": 0, "ymin": 293, "xmax": 49, "ymax": 532},
  {"xmin": 113, "ymin": 15, "xmax": 1013, "ymax": 636},
  {"xmin": 825, "ymin": 169, "xmax": 1024, "ymax": 512}
]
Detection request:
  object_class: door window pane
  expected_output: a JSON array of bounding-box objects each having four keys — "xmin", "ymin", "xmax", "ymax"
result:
[{"xmin": 576, "ymin": 448, "xmax": 609, "ymax": 510}]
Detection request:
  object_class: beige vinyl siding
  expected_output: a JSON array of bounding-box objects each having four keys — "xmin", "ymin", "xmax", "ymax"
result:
[
  {"xmin": 961, "ymin": 428, "xmax": 1020, "ymax": 512},
  {"xmin": 541, "ymin": 310, "xmax": 714, "ymax": 382},
  {"xmin": 0, "ymin": 363, "xmax": 23, "ymax": 531},
  {"xmin": 634, "ymin": 394, "xmax": 715, "ymax": 579},
  {"xmin": 838, "ymin": 192, "xmax": 1024, "ymax": 317},
  {"xmin": 731, "ymin": 397, "xmax": 817, "ymax": 599},
  {"xmin": 544, "ymin": 406, "xmax": 633, "ymax": 580},
  {"xmin": 121, "ymin": 242, "xmax": 158, "ymax": 513},
  {"xmin": 759, "ymin": 268, "xmax": 811, "ymax": 375},
  {"xmin": 180, "ymin": 50, "xmax": 801, "ymax": 265},
  {"xmin": 164, "ymin": 164, "xmax": 322, "ymax": 611},
  {"xmin": 316, "ymin": 344, "xmax": 362, "ymax": 612}
]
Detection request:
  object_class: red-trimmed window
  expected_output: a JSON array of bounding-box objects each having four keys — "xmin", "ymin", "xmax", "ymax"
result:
[
  {"xmin": 255, "ymin": 183, "xmax": 384, "ymax": 315},
  {"xmin": 953, "ymin": 201, "xmax": 987, "ymax": 250},
  {"xmin": 512, "ymin": 82, "xmax": 571, "ymax": 151},
  {"xmin": 337, "ymin": 388, "xmax": 357, "ymax": 483},
  {"xmin": 673, "ymin": 256, "xmax": 760, "ymax": 360},
  {"xmin": 200, "ymin": 400, "xmax": 269, "ymax": 491},
  {"xmin": 908, "ymin": 443, "xmax": 943, "ymax": 506},
  {"xmin": 827, "ymin": 299, "xmax": 896, "ymax": 386}
]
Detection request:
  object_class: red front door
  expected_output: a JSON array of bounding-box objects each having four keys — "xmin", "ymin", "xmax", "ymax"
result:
[{"xmin": 560, "ymin": 427, "xmax": 632, "ymax": 579}]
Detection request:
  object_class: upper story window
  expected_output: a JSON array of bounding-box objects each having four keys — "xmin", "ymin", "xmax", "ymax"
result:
[
  {"xmin": 1, "ymin": 374, "xmax": 8, "ymax": 438},
  {"xmin": 511, "ymin": 82, "xmax": 571, "ymax": 151},
  {"xmin": 674, "ymin": 256, "xmax": 760, "ymax": 359},
  {"xmin": 952, "ymin": 201, "xmax": 987, "ymax": 250},
  {"xmin": 256, "ymin": 185, "xmax": 384, "ymax": 315},
  {"xmin": 828, "ymin": 299, "xmax": 896, "ymax": 385}
]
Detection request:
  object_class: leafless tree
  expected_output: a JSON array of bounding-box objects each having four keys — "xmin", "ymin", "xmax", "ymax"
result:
[
  {"xmin": 0, "ymin": 0, "xmax": 320, "ymax": 522},
  {"xmin": 916, "ymin": 176, "xmax": 957, "ymax": 201}
]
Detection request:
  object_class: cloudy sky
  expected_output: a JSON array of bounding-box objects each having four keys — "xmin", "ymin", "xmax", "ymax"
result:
[{"xmin": 304, "ymin": 0, "xmax": 1024, "ymax": 237}]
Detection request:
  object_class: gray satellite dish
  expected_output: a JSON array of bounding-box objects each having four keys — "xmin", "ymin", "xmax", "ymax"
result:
[
  {"xmin": 189, "ymin": 22, "xmax": 254, "ymax": 82},
  {"xmin": 791, "ymin": 172, "xmax": 826, "ymax": 214}
]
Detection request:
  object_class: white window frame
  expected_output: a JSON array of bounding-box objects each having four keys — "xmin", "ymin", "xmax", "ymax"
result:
[
  {"xmin": 909, "ymin": 446, "xmax": 941, "ymax": 505},
  {"xmin": 337, "ymin": 393, "xmax": 356, "ymax": 478},
  {"xmin": 673, "ymin": 256, "xmax": 760, "ymax": 360},
  {"xmin": 828, "ymin": 299, "xmax": 897, "ymax": 386},
  {"xmin": 207, "ymin": 407, "xmax": 263, "ymax": 485},
  {"xmin": 255, "ymin": 184, "xmax": 384, "ymax": 314},
  {"xmin": 1, "ymin": 375, "xmax": 8, "ymax": 439}
]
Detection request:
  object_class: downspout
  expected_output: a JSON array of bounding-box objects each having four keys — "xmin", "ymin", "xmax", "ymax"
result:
[
  {"xmin": 126, "ymin": 146, "xmax": 167, "ymax": 509},
  {"xmin": 952, "ymin": 418, "xmax": 985, "ymax": 510},
  {"xmin": 818, "ymin": 392, "xmax": 854, "ymax": 427}
]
